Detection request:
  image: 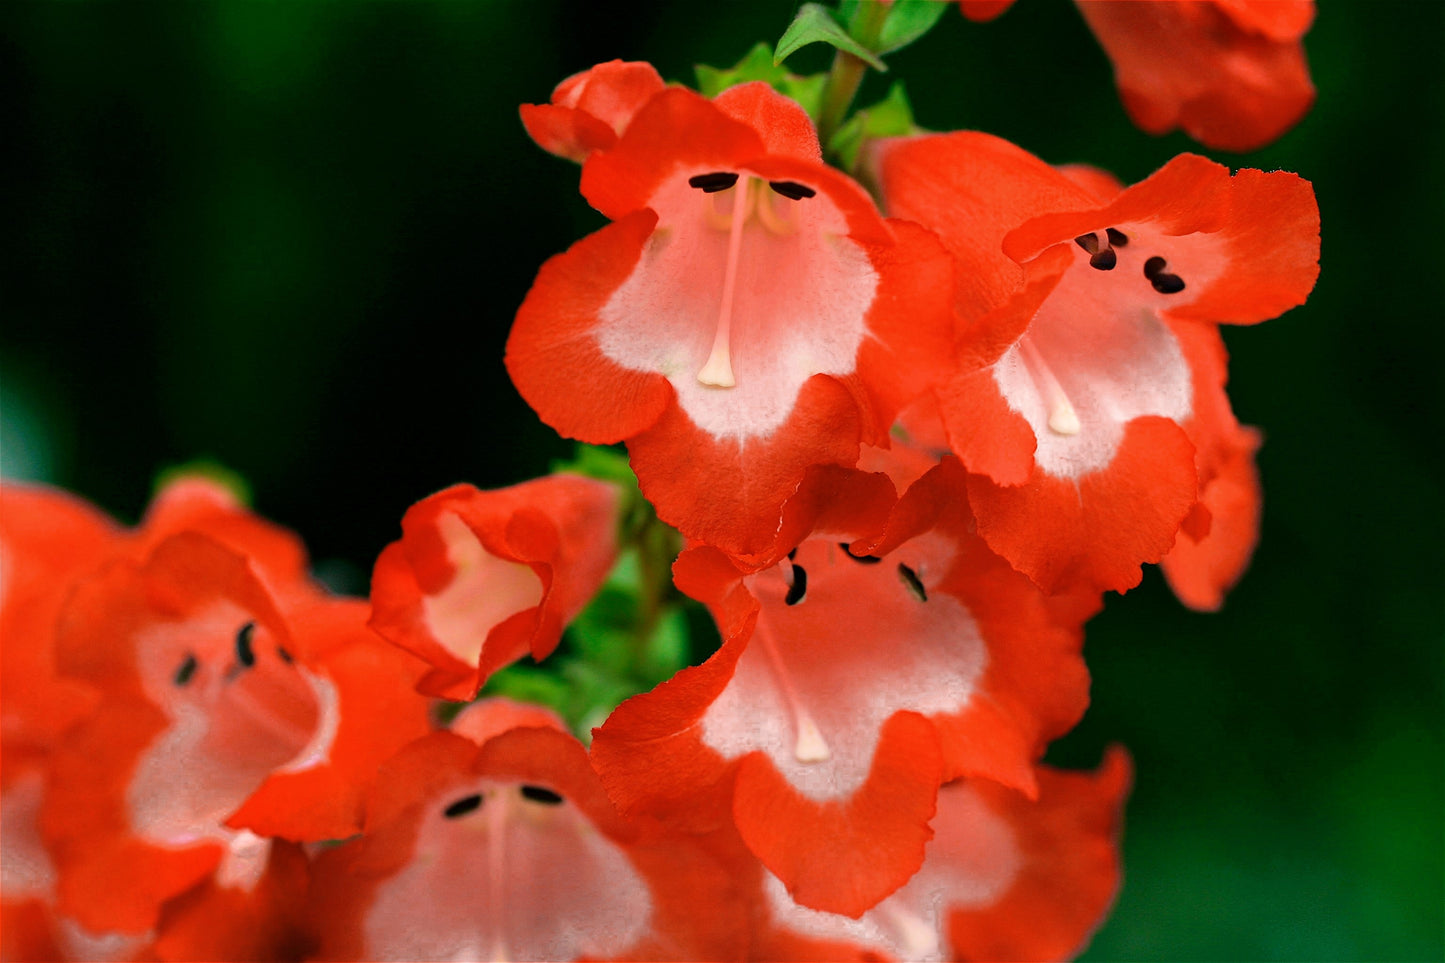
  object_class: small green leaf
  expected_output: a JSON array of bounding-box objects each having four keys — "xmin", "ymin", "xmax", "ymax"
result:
[
  {"xmin": 827, "ymin": 81, "xmax": 918, "ymax": 173},
  {"xmin": 775, "ymin": 3, "xmax": 887, "ymax": 72},
  {"xmin": 876, "ymin": 0, "xmax": 950, "ymax": 55},
  {"xmin": 696, "ymin": 43, "xmax": 828, "ymax": 119}
]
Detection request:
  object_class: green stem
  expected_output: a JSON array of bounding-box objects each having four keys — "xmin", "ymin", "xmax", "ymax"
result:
[
  {"xmin": 818, "ymin": 50, "xmax": 868, "ymax": 147},
  {"xmin": 816, "ymin": 0, "xmax": 891, "ymax": 149}
]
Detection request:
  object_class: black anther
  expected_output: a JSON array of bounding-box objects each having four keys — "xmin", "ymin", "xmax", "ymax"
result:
[
  {"xmin": 898, "ymin": 563, "xmax": 927, "ymax": 602},
  {"xmin": 838, "ymin": 542, "xmax": 882, "ymax": 564},
  {"xmin": 1151, "ymin": 273, "xmax": 1186, "ymax": 294},
  {"xmin": 688, "ymin": 172, "xmax": 739, "ymax": 193},
  {"xmin": 784, "ymin": 564, "xmax": 808, "ymax": 606},
  {"xmin": 1106, "ymin": 228, "xmax": 1129, "ymax": 247},
  {"xmin": 174, "ymin": 653, "xmax": 198, "ymax": 686},
  {"xmin": 1143, "ymin": 255, "xmax": 1167, "ymax": 279},
  {"xmin": 520, "ymin": 785, "xmax": 564, "ymax": 805},
  {"xmin": 235, "ymin": 622, "xmax": 256, "ymax": 668},
  {"xmin": 443, "ymin": 794, "xmax": 483, "ymax": 818},
  {"xmin": 787, "ymin": 547, "xmax": 798, "ymax": 561},
  {"xmin": 1073, "ymin": 233, "xmax": 1100, "ymax": 254},
  {"xmin": 1089, "ymin": 248, "xmax": 1117, "ymax": 271},
  {"xmin": 277, "ymin": 646, "xmax": 294, "ymax": 664},
  {"xmin": 769, "ymin": 181, "xmax": 815, "ymax": 200}
]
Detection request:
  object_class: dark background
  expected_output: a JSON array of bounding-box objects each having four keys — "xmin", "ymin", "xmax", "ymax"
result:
[{"xmin": 3, "ymin": 1, "xmax": 1441, "ymax": 959}]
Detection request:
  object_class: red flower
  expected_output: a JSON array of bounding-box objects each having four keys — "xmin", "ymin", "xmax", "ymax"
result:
[
  {"xmin": 760, "ymin": 749, "xmax": 1131, "ymax": 962},
  {"xmin": 507, "ymin": 80, "xmax": 955, "ymax": 558},
  {"xmin": 1076, "ymin": 0, "xmax": 1316, "ymax": 151},
  {"xmin": 367, "ymin": 475, "xmax": 622, "ymax": 700},
  {"xmin": 591, "ymin": 462, "xmax": 1089, "ymax": 916},
  {"xmin": 307, "ymin": 700, "xmax": 748, "ymax": 962},
  {"xmin": 520, "ymin": 59, "xmax": 667, "ymax": 162},
  {"xmin": 36, "ymin": 478, "xmax": 432, "ymax": 935},
  {"xmin": 869, "ymin": 131, "xmax": 1318, "ymax": 595}
]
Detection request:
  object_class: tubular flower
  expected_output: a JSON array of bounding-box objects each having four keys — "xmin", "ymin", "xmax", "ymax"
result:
[
  {"xmin": 591, "ymin": 462, "xmax": 1090, "ymax": 917},
  {"xmin": 869, "ymin": 131, "xmax": 1318, "ymax": 595},
  {"xmin": 367, "ymin": 475, "xmax": 622, "ymax": 700},
  {"xmin": 954, "ymin": 0, "xmax": 1315, "ymax": 151},
  {"xmin": 306, "ymin": 700, "xmax": 748, "ymax": 962},
  {"xmin": 1075, "ymin": 0, "xmax": 1316, "ymax": 152},
  {"xmin": 520, "ymin": 59, "xmax": 667, "ymax": 163},
  {"xmin": 35, "ymin": 479, "xmax": 433, "ymax": 936},
  {"xmin": 507, "ymin": 79, "xmax": 955, "ymax": 559},
  {"xmin": 760, "ymin": 749, "xmax": 1131, "ymax": 963}
]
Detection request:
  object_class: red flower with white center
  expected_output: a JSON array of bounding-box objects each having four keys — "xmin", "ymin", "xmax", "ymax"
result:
[
  {"xmin": 368, "ymin": 475, "xmax": 622, "ymax": 700},
  {"xmin": 591, "ymin": 461, "xmax": 1089, "ymax": 916},
  {"xmin": 760, "ymin": 749, "xmax": 1131, "ymax": 962},
  {"xmin": 307, "ymin": 700, "xmax": 748, "ymax": 962},
  {"xmin": 40, "ymin": 528, "xmax": 431, "ymax": 934},
  {"xmin": 1076, "ymin": 0, "xmax": 1315, "ymax": 152},
  {"xmin": 520, "ymin": 59, "xmax": 667, "ymax": 163},
  {"xmin": 869, "ymin": 131, "xmax": 1318, "ymax": 595},
  {"xmin": 507, "ymin": 80, "xmax": 955, "ymax": 558}
]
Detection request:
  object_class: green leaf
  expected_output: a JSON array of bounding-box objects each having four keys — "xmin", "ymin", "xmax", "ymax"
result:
[
  {"xmin": 827, "ymin": 81, "xmax": 918, "ymax": 173},
  {"xmin": 696, "ymin": 42, "xmax": 828, "ymax": 120},
  {"xmin": 875, "ymin": 0, "xmax": 950, "ymax": 55},
  {"xmin": 775, "ymin": 3, "xmax": 887, "ymax": 72}
]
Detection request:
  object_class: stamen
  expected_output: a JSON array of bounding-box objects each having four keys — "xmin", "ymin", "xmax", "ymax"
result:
[
  {"xmin": 1089, "ymin": 248, "xmax": 1117, "ymax": 271},
  {"xmin": 276, "ymin": 646, "xmax": 294, "ymax": 664},
  {"xmin": 1106, "ymin": 227, "xmax": 1129, "ymax": 246},
  {"xmin": 838, "ymin": 542, "xmax": 882, "ymax": 564},
  {"xmin": 1017, "ymin": 335, "xmax": 1082, "ymax": 436},
  {"xmin": 235, "ymin": 622, "xmax": 256, "ymax": 668},
  {"xmin": 897, "ymin": 563, "xmax": 928, "ymax": 602},
  {"xmin": 754, "ymin": 618, "xmax": 831, "ymax": 763},
  {"xmin": 697, "ymin": 180, "xmax": 752, "ymax": 388},
  {"xmin": 444, "ymin": 793, "xmax": 483, "ymax": 818},
  {"xmin": 768, "ymin": 180, "xmax": 815, "ymax": 200},
  {"xmin": 519, "ymin": 785, "xmax": 563, "ymax": 805},
  {"xmin": 784, "ymin": 564, "xmax": 808, "ymax": 605},
  {"xmin": 174, "ymin": 653, "xmax": 198, "ymax": 686},
  {"xmin": 754, "ymin": 186, "xmax": 798, "ymax": 235},
  {"xmin": 1074, "ymin": 233, "xmax": 1100, "ymax": 254},
  {"xmin": 688, "ymin": 171, "xmax": 739, "ymax": 193},
  {"xmin": 1144, "ymin": 255, "xmax": 1185, "ymax": 293}
]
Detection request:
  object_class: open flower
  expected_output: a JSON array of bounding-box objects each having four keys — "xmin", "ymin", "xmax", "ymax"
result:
[
  {"xmin": 507, "ymin": 80, "xmax": 954, "ymax": 558},
  {"xmin": 591, "ymin": 462, "xmax": 1090, "ymax": 916},
  {"xmin": 307, "ymin": 700, "xmax": 747, "ymax": 962},
  {"xmin": 869, "ymin": 131, "xmax": 1318, "ymax": 595},
  {"xmin": 36, "ymin": 479, "xmax": 432, "ymax": 937},
  {"xmin": 368, "ymin": 476, "xmax": 622, "ymax": 699}
]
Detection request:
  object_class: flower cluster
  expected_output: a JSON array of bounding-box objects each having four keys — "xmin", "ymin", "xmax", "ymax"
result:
[{"xmin": 2, "ymin": 3, "xmax": 1319, "ymax": 961}]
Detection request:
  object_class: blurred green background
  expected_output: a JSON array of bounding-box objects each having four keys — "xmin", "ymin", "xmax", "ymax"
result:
[{"xmin": 2, "ymin": 1, "xmax": 1440, "ymax": 959}]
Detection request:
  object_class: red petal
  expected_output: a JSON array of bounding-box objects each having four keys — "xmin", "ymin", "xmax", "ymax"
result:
[
  {"xmin": 944, "ymin": 749, "xmax": 1132, "ymax": 962},
  {"xmin": 506, "ymin": 210, "xmax": 675, "ymax": 445},
  {"xmin": 967, "ymin": 417, "xmax": 1199, "ymax": 594},
  {"xmin": 734, "ymin": 711, "xmax": 942, "ymax": 917},
  {"xmin": 627, "ymin": 374, "xmax": 866, "ymax": 559},
  {"xmin": 1076, "ymin": 0, "xmax": 1315, "ymax": 151},
  {"xmin": 520, "ymin": 59, "xmax": 665, "ymax": 163}
]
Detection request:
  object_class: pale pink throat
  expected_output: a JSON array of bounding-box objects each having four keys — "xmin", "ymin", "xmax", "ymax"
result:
[{"xmin": 688, "ymin": 172, "xmax": 817, "ymax": 390}]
